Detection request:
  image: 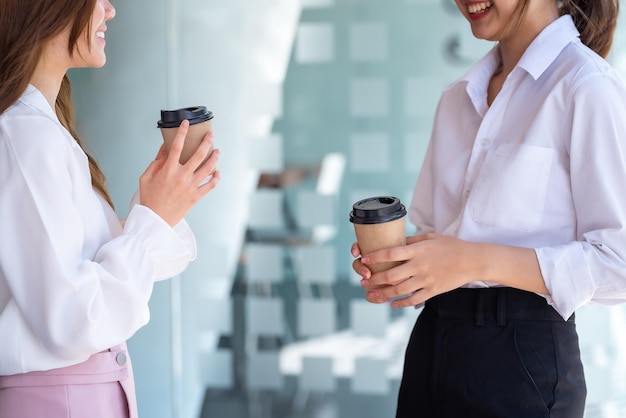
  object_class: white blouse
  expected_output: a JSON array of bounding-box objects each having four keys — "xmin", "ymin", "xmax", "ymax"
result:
[
  {"xmin": 409, "ymin": 15, "xmax": 626, "ymax": 320},
  {"xmin": 0, "ymin": 85, "xmax": 197, "ymax": 375}
]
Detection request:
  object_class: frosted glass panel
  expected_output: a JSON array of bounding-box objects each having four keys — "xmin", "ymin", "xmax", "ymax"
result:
[
  {"xmin": 296, "ymin": 23, "xmax": 335, "ymax": 64},
  {"xmin": 248, "ymin": 189, "xmax": 285, "ymax": 229},
  {"xmin": 298, "ymin": 299, "xmax": 337, "ymax": 337},
  {"xmin": 246, "ymin": 297, "xmax": 284, "ymax": 336},
  {"xmin": 247, "ymin": 353, "xmax": 283, "ymax": 390},
  {"xmin": 245, "ymin": 82, "xmax": 283, "ymax": 117},
  {"xmin": 350, "ymin": 132, "xmax": 390, "ymax": 173},
  {"xmin": 202, "ymin": 299, "xmax": 232, "ymax": 334},
  {"xmin": 577, "ymin": 305, "xmax": 626, "ymax": 406},
  {"xmin": 246, "ymin": 244, "xmax": 284, "ymax": 283},
  {"xmin": 248, "ymin": 134, "xmax": 284, "ymax": 173},
  {"xmin": 404, "ymin": 77, "xmax": 444, "ymax": 117},
  {"xmin": 351, "ymin": 358, "xmax": 390, "ymax": 395},
  {"xmin": 294, "ymin": 246, "xmax": 336, "ymax": 284},
  {"xmin": 201, "ymin": 351, "xmax": 233, "ymax": 389},
  {"xmin": 350, "ymin": 78, "xmax": 389, "ymax": 117},
  {"xmin": 404, "ymin": 131, "xmax": 430, "ymax": 172},
  {"xmin": 404, "ymin": 0, "xmax": 439, "ymax": 5},
  {"xmin": 348, "ymin": 259, "xmax": 362, "ymax": 285},
  {"xmin": 296, "ymin": 192, "xmax": 335, "ymax": 228},
  {"xmin": 300, "ymin": 357, "xmax": 336, "ymax": 391},
  {"xmin": 350, "ymin": 300, "xmax": 390, "ymax": 338},
  {"xmin": 301, "ymin": 0, "xmax": 334, "ymax": 7},
  {"xmin": 349, "ymin": 22, "xmax": 387, "ymax": 62}
]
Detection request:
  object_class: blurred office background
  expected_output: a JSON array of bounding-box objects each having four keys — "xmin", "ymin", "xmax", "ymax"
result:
[{"xmin": 69, "ymin": 0, "xmax": 626, "ymax": 417}]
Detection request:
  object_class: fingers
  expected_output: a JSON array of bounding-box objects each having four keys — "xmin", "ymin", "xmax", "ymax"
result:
[
  {"xmin": 360, "ymin": 244, "xmax": 413, "ymax": 267},
  {"xmin": 141, "ymin": 156, "xmax": 165, "ymax": 179},
  {"xmin": 363, "ymin": 275, "xmax": 433, "ymax": 308},
  {"xmin": 193, "ymin": 146, "xmax": 220, "ymax": 183},
  {"xmin": 352, "ymin": 257, "xmax": 371, "ymax": 280},
  {"xmin": 155, "ymin": 143, "xmax": 168, "ymax": 161},
  {"xmin": 365, "ymin": 275, "xmax": 420, "ymax": 303},
  {"xmin": 363, "ymin": 288, "xmax": 426, "ymax": 308},
  {"xmin": 406, "ymin": 233, "xmax": 432, "ymax": 245},
  {"xmin": 186, "ymin": 130, "xmax": 215, "ymax": 172},
  {"xmin": 351, "ymin": 242, "xmax": 361, "ymax": 257},
  {"xmin": 166, "ymin": 120, "xmax": 189, "ymax": 166},
  {"xmin": 198, "ymin": 170, "xmax": 221, "ymax": 194},
  {"xmin": 388, "ymin": 291, "xmax": 428, "ymax": 308}
]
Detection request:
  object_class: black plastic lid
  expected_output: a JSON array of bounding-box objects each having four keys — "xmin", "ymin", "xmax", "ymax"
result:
[
  {"xmin": 349, "ymin": 196, "xmax": 407, "ymax": 225},
  {"xmin": 157, "ymin": 106, "xmax": 214, "ymax": 128}
]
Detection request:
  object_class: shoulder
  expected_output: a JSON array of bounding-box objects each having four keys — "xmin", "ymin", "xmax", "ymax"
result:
[
  {"xmin": 557, "ymin": 41, "xmax": 625, "ymax": 92},
  {"xmin": 0, "ymin": 100, "xmax": 76, "ymax": 169},
  {"xmin": 1, "ymin": 97, "xmax": 72, "ymax": 147}
]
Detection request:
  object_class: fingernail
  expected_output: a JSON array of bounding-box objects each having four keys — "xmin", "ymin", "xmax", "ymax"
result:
[
  {"xmin": 368, "ymin": 291, "xmax": 379, "ymax": 299},
  {"xmin": 391, "ymin": 302, "xmax": 399, "ymax": 308},
  {"xmin": 361, "ymin": 257, "xmax": 370, "ymax": 264},
  {"xmin": 360, "ymin": 279, "xmax": 369, "ymax": 288}
]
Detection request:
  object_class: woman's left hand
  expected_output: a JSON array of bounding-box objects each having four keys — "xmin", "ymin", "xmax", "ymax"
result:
[{"xmin": 356, "ymin": 233, "xmax": 484, "ymax": 308}]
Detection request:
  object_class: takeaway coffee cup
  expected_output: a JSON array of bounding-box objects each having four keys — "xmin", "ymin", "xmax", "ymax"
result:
[
  {"xmin": 157, "ymin": 106, "xmax": 214, "ymax": 164},
  {"xmin": 349, "ymin": 196, "xmax": 407, "ymax": 273}
]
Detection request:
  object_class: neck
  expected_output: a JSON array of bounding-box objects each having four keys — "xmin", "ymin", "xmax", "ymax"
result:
[
  {"xmin": 497, "ymin": 11, "xmax": 559, "ymax": 76},
  {"xmin": 30, "ymin": 46, "xmax": 69, "ymax": 110},
  {"xmin": 30, "ymin": 74, "xmax": 64, "ymax": 111}
]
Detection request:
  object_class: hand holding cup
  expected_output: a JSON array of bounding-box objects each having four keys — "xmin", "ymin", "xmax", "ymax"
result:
[
  {"xmin": 350, "ymin": 196, "xmax": 407, "ymax": 273},
  {"xmin": 157, "ymin": 106, "xmax": 214, "ymax": 165}
]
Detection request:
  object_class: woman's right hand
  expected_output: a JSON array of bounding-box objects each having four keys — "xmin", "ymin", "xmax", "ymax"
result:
[{"xmin": 139, "ymin": 120, "xmax": 221, "ymax": 227}]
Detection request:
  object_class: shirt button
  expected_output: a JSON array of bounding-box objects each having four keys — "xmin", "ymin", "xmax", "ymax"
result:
[
  {"xmin": 116, "ymin": 352, "xmax": 127, "ymax": 366},
  {"xmin": 481, "ymin": 139, "xmax": 490, "ymax": 146},
  {"xmin": 464, "ymin": 189, "xmax": 471, "ymax": 198}
]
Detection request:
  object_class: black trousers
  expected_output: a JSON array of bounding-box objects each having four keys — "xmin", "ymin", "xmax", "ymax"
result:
[{"xmin": 396, "ymin": 287, "xmax": 587, "ymax": 418}]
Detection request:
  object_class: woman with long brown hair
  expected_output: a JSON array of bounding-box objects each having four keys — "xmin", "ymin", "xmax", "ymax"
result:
[
  {"xmin": 0, "ymin": 0, "xmax": 220, "ymax": 416},
  {"xmin": 352, "ymin": 0, "xmax": 625, "ymax": 416}
]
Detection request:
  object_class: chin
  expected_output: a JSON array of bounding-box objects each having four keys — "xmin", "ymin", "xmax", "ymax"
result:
[{"xmin": 89, "ymin": 56, "xmax": 107, "ymax": 68}]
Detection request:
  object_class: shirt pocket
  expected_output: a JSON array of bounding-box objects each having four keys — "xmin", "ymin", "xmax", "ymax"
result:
[{"xmin": 469, "ymin": 143, "xmax": 554, "ymax": 232}]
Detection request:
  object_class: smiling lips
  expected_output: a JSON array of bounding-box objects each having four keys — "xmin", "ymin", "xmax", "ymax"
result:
[{"xmin": 468, "ymin": 1, "xmax": 492, "ymax": 14}]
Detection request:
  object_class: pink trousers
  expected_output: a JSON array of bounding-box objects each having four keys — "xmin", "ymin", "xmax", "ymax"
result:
[{"xmin": 0, "ymin": 343, "xmax": 138, "ymax": 418}]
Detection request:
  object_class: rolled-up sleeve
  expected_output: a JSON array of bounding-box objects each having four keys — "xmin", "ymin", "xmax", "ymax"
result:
[{"xmin": 537, "ymin": 70, "xmax": 626, "ymax": 320}]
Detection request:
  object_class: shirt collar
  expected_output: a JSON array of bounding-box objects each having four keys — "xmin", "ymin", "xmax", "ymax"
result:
[
  {"xmin": 517, "ymin": 14, "xmax": 580, "ymax": 80},
  {"xmin": 461, "ymin": 14, "xmax": 580, "ymax": 86},
  {"xmin": 20, "ymin": 84, "xmax": 59, "ymax": 121},
  {"xmin": 451, "ymin": 15, "xmax": 580, "ymax": 114}
]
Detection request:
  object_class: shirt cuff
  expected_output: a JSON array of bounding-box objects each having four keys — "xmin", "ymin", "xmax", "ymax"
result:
[
  {"xmin": 535, "ymin": 245, "xmax": 595, "ymax": 321},
  {"xmin": 123, "ymin": 205, "xmax": 197, "ymax": 281}
]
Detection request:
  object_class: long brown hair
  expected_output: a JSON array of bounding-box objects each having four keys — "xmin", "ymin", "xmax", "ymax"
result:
[
  {"xmin": 560, "ymin": 0, "xmax": 619, "ymax": 58},
  {"xmin": 506, "ymin": 0, "xmax": 619, "ymax": 59},
  {"xmin": 0, "ymin": 0, "xmax": 114, "ymax": 207}
]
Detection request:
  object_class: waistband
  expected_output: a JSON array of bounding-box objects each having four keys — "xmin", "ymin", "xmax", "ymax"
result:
[
  {"xmin": 425, "ymin": 287, "xmax": 573, "ymax": 326},
  {"xmin": 0, "ymin": 344, "xmax": 129, "ymax": 388}
]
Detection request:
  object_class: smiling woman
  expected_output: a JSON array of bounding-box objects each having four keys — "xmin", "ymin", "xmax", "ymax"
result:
[
  {"xmin": 350, "ymin": 0, "xmax": 625, "ymax": 415},
  {"xmin": 0, "ymin": 0, "xmax": 221, "ymax": 417}
]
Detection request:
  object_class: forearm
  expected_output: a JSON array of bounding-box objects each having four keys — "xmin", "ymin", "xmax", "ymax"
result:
[{"xmin": 475, "ymin": 242, "xmax": 549, "ymax": 295}]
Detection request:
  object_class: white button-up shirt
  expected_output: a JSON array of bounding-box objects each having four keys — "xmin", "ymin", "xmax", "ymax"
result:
[
  {"xmin": 409, "ymin": 15, "xmax": 626, "ymax": 320},
  {"xmin": 0, "ymin": 85, "xmax": 197, "ymax": 375}
]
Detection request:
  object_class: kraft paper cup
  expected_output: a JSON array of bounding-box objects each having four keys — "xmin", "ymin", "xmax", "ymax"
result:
[
  {"xmin": 157, "ymin": 106, "xmax": 214, "ymax": 165},
  {"xmin": 350, "ymin": 196, "xmax": 407, "ymax": 273}
]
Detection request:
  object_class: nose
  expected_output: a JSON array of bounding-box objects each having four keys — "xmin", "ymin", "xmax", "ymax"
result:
[{"xmin": 105, "ymin": 1, "xmax": 116, "ymax": 20}]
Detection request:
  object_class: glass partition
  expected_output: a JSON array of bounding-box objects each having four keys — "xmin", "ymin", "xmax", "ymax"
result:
[{"xmin": 70, "ymin": 1, "xmax": 626, "ymax": 417}]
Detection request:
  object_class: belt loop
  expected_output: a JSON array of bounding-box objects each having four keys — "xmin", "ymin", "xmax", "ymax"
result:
[
  {"xmin": 475, "ymin": 292, "xmax": 485, "ymax": 326},
  {"xmin": 497, "ymin": 289, "xmax": 506, "ymax": 326}
]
